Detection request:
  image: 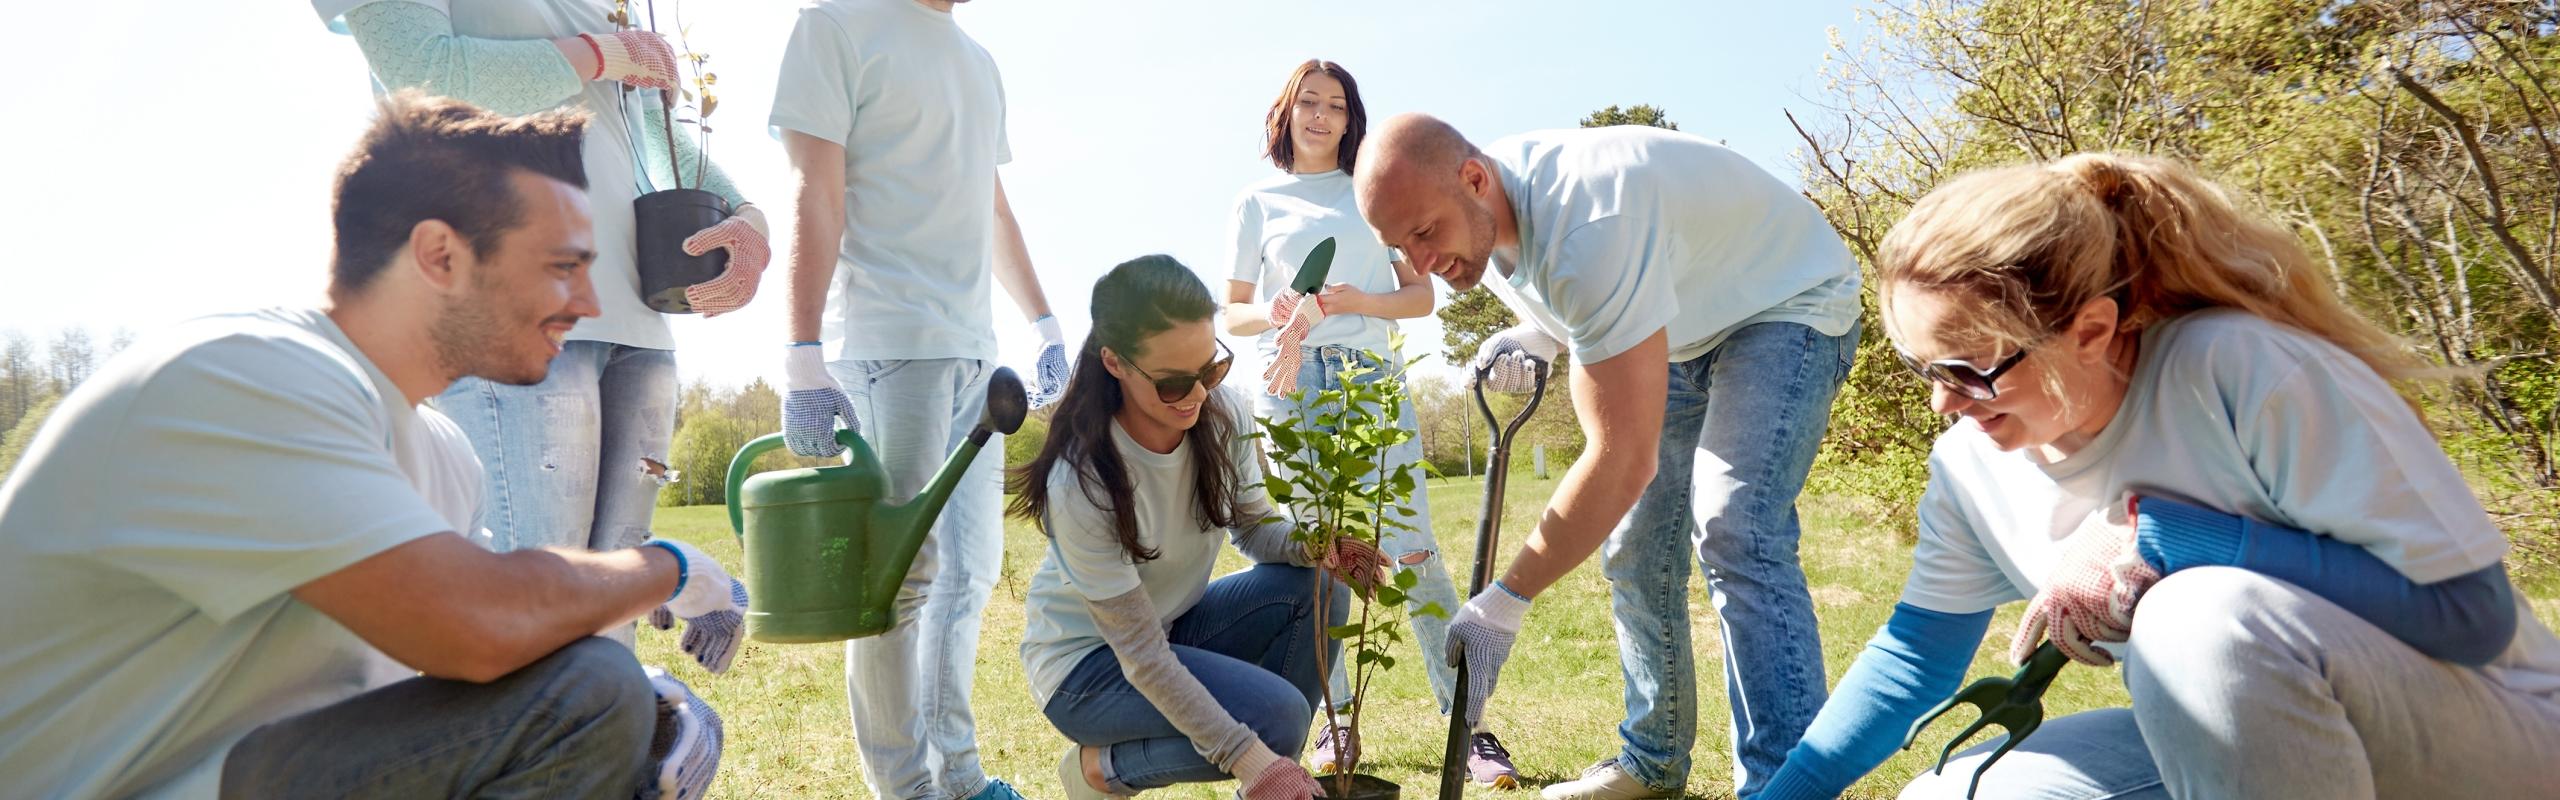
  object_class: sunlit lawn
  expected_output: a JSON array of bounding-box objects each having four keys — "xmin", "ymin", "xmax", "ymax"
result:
[{"xmin": 640, "ymin": 476, "xmax": 2560, "ymax": 798}]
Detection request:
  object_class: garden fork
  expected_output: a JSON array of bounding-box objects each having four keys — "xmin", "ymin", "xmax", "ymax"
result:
[{"xmin": 1900, "ymin": 640, "xmax": 2071, "ymax": 799}]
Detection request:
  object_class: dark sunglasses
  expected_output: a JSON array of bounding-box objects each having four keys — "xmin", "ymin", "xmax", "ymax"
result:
[
  {"xmin": 1893, "ymin": 343, "xmax": 2032, "ymax": 401},
  {"xmin": 1122, "ymin": 340, "xmax": 1234, "ymax": 403}
]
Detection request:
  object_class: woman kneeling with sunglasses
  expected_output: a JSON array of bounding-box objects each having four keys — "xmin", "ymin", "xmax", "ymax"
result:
[{"xmin": 1015, "ymin": 255, "xmax": 1387, "ymax": 799}]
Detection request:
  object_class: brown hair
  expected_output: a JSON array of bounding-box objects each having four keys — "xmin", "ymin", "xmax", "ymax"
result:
[
  {"xmin": 1008, "ymin": 255, "xmax": 1246, "ymax": 564},
  {"xmin": 330, "ymin": 91, "xmax": 590, "ymax": 293},
  {"xmin": 1264, "ymin": 60, "xmax": 1368, "ymax": 174},
  {"xmin": 1878, "ymin": 152, "xmax": 2421, "ymax": 389}
]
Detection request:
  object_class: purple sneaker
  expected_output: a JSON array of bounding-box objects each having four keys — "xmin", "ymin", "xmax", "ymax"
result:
[
  {"xmin": 1311, "ymin": 721, "xmax": 1360, "ymax": 775},
  {"xmin": 1468, "ymin": 732, "xmax": 1520, "ymax": 789}
]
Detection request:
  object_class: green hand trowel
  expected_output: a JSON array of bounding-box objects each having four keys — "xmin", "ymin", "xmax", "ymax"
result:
[
  {"xmin": 1293, "ymin": 237, "xmax": 1337, "ymax": 295},
  {"xmin": 723, "ymin": 367, "xmax": 1030, "ymax": 643},
  {"xmin": 1901, "ymin": 641, "xmax": 2072, "ymax": 798}
]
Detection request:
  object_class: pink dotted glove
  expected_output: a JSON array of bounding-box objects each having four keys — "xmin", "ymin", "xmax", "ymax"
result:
[
  {"xmin": 578, "ymin": 30, "xmax": 679, "ymax": 91},
  {"xmin": 2011, "ymin": 496, "xmax": 2162, "ymax": 667},
  {"xmin": 1260, "ymin": 291, "xmax": 1326, "ymax": 397},
  {"xmin": 1235, "ymin": 747, "xmax": 1320, "ymax": 800},
  {"xmin": 680, "ymin": 205, "xmax": 769, "ymax": 317}
]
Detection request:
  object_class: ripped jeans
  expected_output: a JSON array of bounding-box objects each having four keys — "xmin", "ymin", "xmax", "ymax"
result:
[
  {"xmin": 1258, "ymin": 344, "xmax": 1456, "ymax": 715},
  {"xmin": 434, "ymin": 340, "xmax": 677, "ymax": 565}
]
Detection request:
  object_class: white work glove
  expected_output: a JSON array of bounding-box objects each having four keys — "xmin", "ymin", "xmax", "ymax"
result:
[
  {"xmin": 679, "ymin": 205, "xmax": 770, "ymax": 317},
  {"xmin": 1261, "ymin": 291, "xmax": 1327, "ymax": 396},
  {"xmin": 639, "ymin": 666, "xmax": 725, "ymax": 799},
  {"xmin": 1030, "ymin": 315, "xmax": 1071, "ymax": 408},
  {"xmin": 576, "ymin": 30, "xmax": 679, "ymax": 91},
  {"xmin": 1444, "ymin": 581, "xmax": 1532, "ymax": 731},
  {"xmin": 1469, "ymin": 325, "xmax": 1560, "ymax": 394},
  {"xmin": 782, "ymin": 343, "xmax": 857, "ymax": 457},
  {"xmin": 640, "ymin": 539, "xmax": 747, "ymax": 674}
]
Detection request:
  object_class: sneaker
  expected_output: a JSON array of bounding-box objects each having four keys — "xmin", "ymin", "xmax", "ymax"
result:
[
  {"xmin": 1538, "ymin": 758, "xmax": 1679, "ymax": 800},
  {"xmin": 969, "ymin": 778, "xmax": 1027, "ymax": 800},
  {"xmin": 1058, "ymin": 745, "xmax": 1118, "ymax": 800},
  {"xmin": 1467, "ymin": 732, "xmax": 1521, "ymax": 789},
  {"xmin": 1310, "ymin": 721, "xmax": 1360, "ymax": 775}
]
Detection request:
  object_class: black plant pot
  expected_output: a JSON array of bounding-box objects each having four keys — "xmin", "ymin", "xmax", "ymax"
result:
[
  {"xmin": 1314, "ymin": 773, "xmax": 1399, "ymax": 800},
  {"xmin": 634, "ymin": 187, "xmax": 731, "ymax": 314}
]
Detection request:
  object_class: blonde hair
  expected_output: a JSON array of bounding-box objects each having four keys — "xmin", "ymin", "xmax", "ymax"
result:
[{"xmin": 1877, "ymin": 152, "xmax": 2420, "ymax": 386}]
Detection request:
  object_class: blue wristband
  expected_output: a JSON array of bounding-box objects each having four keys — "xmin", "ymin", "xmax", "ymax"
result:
[
  {"xmin": 788, "ymin": 341, "xmax": 821, "ymax": 347},
  {"xmin": 642, "ymin": 540, "xmax": 689, "ymax": 603},
  {"xmin": 1491, "ymin": 579, "xmax": 1530, "ymax": 603}
]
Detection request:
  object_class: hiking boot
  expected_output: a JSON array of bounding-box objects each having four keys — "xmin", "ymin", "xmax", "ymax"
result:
[
  {"xmin": 1467, "ymin": 732, "xmax": 1521, "ymax": 789},
  {"xmin": 1311, "ymin": 721, "xmax": 1360, "ymax": 775},
  {"xmin": 1539, "ymin": 757, "xmax": 1680, "ymax": 800}
]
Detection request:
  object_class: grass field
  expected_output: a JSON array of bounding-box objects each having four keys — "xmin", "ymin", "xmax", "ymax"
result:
[{"xmin": 638, "ymin": 475, "xmax": 2560, "ymax": 799}]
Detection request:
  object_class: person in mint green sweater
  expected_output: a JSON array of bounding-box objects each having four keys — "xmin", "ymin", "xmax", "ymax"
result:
[
  {"xmin": 312, "ymin": 2, "xmax": 769, "ymax": 649},
  {"xmin": 1754, "ymin": 152, "xmax": 2560, "ymax": 799}
]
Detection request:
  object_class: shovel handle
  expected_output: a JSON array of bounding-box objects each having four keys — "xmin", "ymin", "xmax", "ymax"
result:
[{"xmin": 1441, "ymin": 360, "xmax": 1549, "ymax": 800}]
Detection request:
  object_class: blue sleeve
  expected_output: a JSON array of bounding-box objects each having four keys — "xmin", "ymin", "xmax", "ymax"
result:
[
  {"xmin": 340, "ymin": 1, "xmax": 587, "ymax": 116},
  {"xmin": 2136, "ymin": 496, "xmax": 2518, "ymax": 666},
  {"xmin": 1753, "ymin": 603, "xmax": 1993, "ymax": 800}
]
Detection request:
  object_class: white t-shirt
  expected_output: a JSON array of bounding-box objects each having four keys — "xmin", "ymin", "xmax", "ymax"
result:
[
  {"xmin": 314, "ymin": 0, "xmax": 676, "ymax": 351},
  {"xmin": 1226, "ymin": 169, "xmax": 1402, "ymax": 357},
  {"xmin": 1019, "ymin": 387, "xmax": 1276, "ymax": 705},
  {"xmin": 1483, "ymin": 126, "xmax": 1861, "ymax": 364},
  {"xmin": 1904, "ymin": 309, "xmax": 2560, "ymax": 699},
  {"xmin": 0, "ymin": 308, "xmax": 461, "ymax": 798},
  {"xmin": 771, "ymin": 0, "xmax": 1012, "ymax": 363}
]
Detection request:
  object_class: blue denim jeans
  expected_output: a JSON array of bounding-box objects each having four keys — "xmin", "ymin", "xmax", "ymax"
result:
[
  {"xmin": 436, "ymin": 342, "xmax": 677, "ymax": 647},
  {"xmin": 1256, "ymin": 344, "xmax": 1457, "ymax": 714},
  {"xmin": 220, "ymin": 638, "xmax": 656, "ymax": 799},
  {"xmin": 1041, "ymin": 563, "xmax": 1349, "ymax": 792},
  {"xmin": 827, "ymin": 357, "xmax": 1006, "ymax": 800},
  {"xmin": 1606, "ymin": 321, "xmax": 1857, "ymax": 795}
]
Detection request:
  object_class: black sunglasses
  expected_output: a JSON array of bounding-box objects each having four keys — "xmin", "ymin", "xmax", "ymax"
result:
[
  {"xmin": 1893, "ymin": 343, "xmax": 2032, "ymax": 401},
  {"xmin": 1122, "ymin": 340, "xmax": 1234, "ymax": 403}
]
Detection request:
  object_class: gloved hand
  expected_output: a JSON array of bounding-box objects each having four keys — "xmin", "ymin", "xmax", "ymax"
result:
[
  {"xmin": 649, "ymin": 579, "xmax": 748, "ymax": 674},
  {"xmin": 1444, "ymin": 581, "xmax": 1531, "ymax": 730},
  {"xmin": 576, "ymin": 30, "xmax": 679, "ymax": 91},
  {"xmin": 1469, "ymin": 325, "xmax": 1561, "ymax": 394},
  {"xmin": 782, "ymin": 343, "xmax": 857, "ymax": 457},
  {"xmin": 1260, "ymin": 291, "xmax": 1326, "ymax": 397},
  {"xmin": 680, "ymin": 205, "xmax": 770, "ymax": 317},
  {"xmin": 1231, "ymin": 742, "xmax": 1321, "ymax": 800},
  {"xmin": 641, "ymin": 539, "xmax": 748, "ymax": 673},
  {"xmin": 2012, "ymin": 496, "xmax": 2161, "ymax": 667},
  {"xmin": 640, "ymin": 666, "xmax": 725, "ymax": 800},
  {"xmin": 1030, "ymin": 315, "xmax": 1071, "ymax": 408},
  {"xmin": 1313, "ymin": 536, "xmax": 1390, "ymax": 596}
]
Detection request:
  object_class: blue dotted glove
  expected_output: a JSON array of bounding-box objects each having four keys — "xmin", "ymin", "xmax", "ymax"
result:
[
  {"xmin": 641, "ymin": 539, "xmax": 748, "ymax": 675},
  {"xmin": 1445, "ymin": 582, "xmax": 1532, "ymax": 730},
  {"xmin": 1030, "ymin": 315, "xmax": 1071, "ymax": 409},
  {"xmin": 782, "ymin": 343, "xmax": 857, "ymax": 457},
  {"xmin": 641, "ymin": 666, "xmax": 725, "ymax": 800}
]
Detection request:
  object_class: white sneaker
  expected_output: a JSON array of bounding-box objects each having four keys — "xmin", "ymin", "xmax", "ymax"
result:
[
  {"xmin": 1059, "ymin": 744, "xmax": 1119, "ymax": 800},
  {"xmin": 1539, "ymin": 758, "xmax": 1680, "ymax": 800}
]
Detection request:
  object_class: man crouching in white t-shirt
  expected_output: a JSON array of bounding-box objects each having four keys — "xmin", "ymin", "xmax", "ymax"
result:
[{"xmin": 0, "ymin": 92, "xmax": 747, "ymax": 800}]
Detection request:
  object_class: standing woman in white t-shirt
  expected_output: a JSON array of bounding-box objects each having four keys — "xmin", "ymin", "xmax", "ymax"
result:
[
  {"xmin": 1755, "ymin": 153, "xmax": 2560, "ymax": 799},
  {"xmin": 1220, "ymin": 60, "xmax": 1507, "ymax": 785},
  {"xmin": 1016, "ymin": 256, "xmax": 1386, "ymax": 799}
]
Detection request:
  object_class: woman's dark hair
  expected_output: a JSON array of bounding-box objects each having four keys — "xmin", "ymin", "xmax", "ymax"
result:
[
  {"xmin": 1264, "ymin": 59, "xmax": 1368, "ymax": 174},
  {"xmin": 1008, "ymin": 255, "xmax": 1245, "ymax": 563}
]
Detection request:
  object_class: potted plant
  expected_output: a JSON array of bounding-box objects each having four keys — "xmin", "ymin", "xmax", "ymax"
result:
[
  {"xmin": 1255, "ymin": 338, "xmax": 1442, "ymax": 800},
  {"xmin": 609, "ymin": 0, "xmax": 730, "ymax": 313}
]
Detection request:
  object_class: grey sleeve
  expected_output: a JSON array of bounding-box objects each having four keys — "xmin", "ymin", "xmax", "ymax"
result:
[
  {"xmin": 1228, "ymin": 513, "xmax": 1310, "ymax": 566},
  {"xmin": 1087, "ymin": 588, "xmax": 1266, "ymax": 772},
  {"xmin": 340, "ymin": 1, "xmax": 587, "ymax": 116}
]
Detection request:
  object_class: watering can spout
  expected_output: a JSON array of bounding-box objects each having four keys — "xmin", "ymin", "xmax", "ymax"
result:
[{"xmin": 723, "ymin": 367, "xmax": 1031, "ymax": 643}]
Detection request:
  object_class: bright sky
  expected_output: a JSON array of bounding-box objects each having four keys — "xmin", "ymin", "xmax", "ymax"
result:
[{"xmin": 13, "ymin": 1, "xmax": 1869, "ymax": 389}]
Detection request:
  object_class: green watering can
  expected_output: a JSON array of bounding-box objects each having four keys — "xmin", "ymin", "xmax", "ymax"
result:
[{"xmin": 724, "ymin": 367, "xmax": 1030, "ymax": 643}]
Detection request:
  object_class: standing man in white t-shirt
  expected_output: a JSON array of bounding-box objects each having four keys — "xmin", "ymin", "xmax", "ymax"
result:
[
  {"xmin": 1354, "ymin": 114, "xmax": 1863, "ymax": 800},
  {"xmin": 770, "ymin": 2, "xmax": 1068, "ymax": 799},
  {"xmin": 0, "ymin": 94, "xmax": 746, "ymax": 800}
]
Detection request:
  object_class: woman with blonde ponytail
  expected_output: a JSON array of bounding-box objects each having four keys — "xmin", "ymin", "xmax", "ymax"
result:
[{"xmin": 1757, "ymin": 153, "xmax": 2560, "ymax": 799}]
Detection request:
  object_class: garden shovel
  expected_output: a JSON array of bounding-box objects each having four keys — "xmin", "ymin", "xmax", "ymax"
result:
[
  {"xmin": 1439, "ymin": 356, "xmax": 1549, "ymax": 800},
  {"xmin": 1293, "ymin": 237, "xmax": 1337, "ymax": 295},
  {"xmin": 1900, "ymin": 640, "xmax": 2071, "ymax": 799}
]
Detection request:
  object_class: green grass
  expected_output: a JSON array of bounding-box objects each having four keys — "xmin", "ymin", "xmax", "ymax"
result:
[{"xmin": 641, "ymin": 477, "xmax": 2560, "ymax": 799}]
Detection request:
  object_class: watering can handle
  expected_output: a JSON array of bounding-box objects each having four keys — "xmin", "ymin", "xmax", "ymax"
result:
[{"xmin": 725, "ymin": 429, "xmax": 864, "ymax": 544}]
